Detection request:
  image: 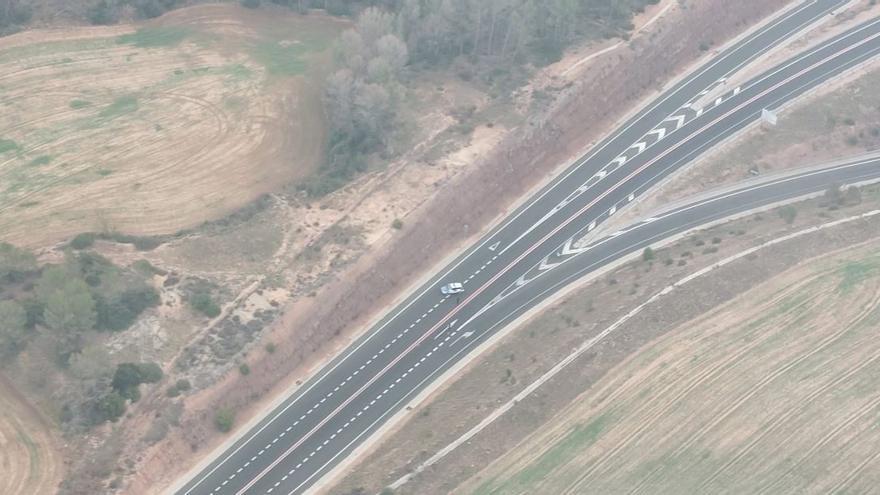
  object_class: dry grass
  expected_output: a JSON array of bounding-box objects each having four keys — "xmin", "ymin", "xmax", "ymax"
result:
[
  {"xmin": 460, "ymin": 243, "xmax": 880, "ymax": 495},
  {"xmin": 0, "ymin": 4, "xmax": 341, "ymax": 249},
  {"xmin": 0, "ymin": 376, "xmax": 63, "ymax": 495}
]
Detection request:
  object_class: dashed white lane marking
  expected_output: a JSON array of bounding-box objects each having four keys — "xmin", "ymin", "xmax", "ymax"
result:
[{"xmin": 215, "ymin": 289, "xmax": 466, "ymax": 491}]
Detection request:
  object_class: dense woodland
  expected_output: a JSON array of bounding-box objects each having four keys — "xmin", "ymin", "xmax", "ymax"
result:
[{"xmin": 299, "ymin": 0, "xmax": 660, "ymax": 194}]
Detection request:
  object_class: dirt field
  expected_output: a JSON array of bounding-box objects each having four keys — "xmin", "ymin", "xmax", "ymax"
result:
[
  {"xmin": 331, "ymin": 182, "xmax": 880, "ymax": 495},
  {"xmin": 460, "ymin": 240, "xmax": 880, "ymax": 495},
  {"xmin": 0, "ymin": 375, "xmax": 63, "ymax": 495},
  {"xmin": 0, "ymin": 3, "xmax": 341, "ymax": 248}
]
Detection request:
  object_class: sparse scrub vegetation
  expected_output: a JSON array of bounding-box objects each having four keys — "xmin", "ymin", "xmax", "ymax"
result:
[
  {"xmin": 214, "ymin": 407, "xmax": 236, "ymax": 433},
  {"xmin": 189, "ymin": 292, "xmax": 221, "ymax": 318},
  {"xmin": 777, "ymin": 205, "xmax": 798, "ymax": 224}
]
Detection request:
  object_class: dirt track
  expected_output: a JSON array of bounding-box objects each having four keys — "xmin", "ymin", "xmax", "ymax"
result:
[{"xmin": 0, "ymin": 375, "xmax": 63, "ymax": 495}]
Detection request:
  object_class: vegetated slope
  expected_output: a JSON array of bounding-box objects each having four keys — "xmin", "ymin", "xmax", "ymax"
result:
[
  {"xmin": 461, "ymin": 243, "xmax": 880, "ymax": 495},
  {"xmin": 0, "ymin": 375, "xmax": 63, "ymax": 495},
  {"xmin": 0, "ymin": 4, "xmax": 340, "ymax": 248}
]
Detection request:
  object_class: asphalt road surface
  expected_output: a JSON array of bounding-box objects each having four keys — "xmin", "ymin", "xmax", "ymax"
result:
[{"xmin": 177, "ymin": 2, "xmax": 880, "ymax": 494}]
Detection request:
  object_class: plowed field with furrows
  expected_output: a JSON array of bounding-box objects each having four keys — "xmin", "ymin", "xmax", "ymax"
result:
[
  {"xmin": 462, "ymin": 242, "xmax": 880, "ymax": 495},
  {"xmin": 0, "ymin": 4, "xmax": 339, "ymax": 248}
]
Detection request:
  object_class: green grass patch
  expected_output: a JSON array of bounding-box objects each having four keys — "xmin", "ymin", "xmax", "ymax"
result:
[
  {"xmin": 96, "ymin": 168, "xmax": 114, "ymax": 176},
  {"xmin": 251, "ymin": 41, "xmax": 310, "ymax": 76},
  {"xmin": 117, "ymin": 27, "xmax": 191, "ymax": 48},
  {"xmin": 28, "ymin": 155, "xmax": 52, "ymax": 167},
  {"xmin": 223, "ymin": 95, "xmax": 247, "ymax": 112},
  {"xmin": 99, "ymin": 94, "xmax": 139, "ymax": 120},
  {"xmin": 477, "ymin": 414, "xmax": 611, "ymax": 494},
  {"xmin": 837, "ymin": 256, "xmax": 880, "ymax": 294},
  {"xmin": 0, "ymin": 138, "xmax": 19, "ymax": 154},
  {"xmin": 69, "ymin": 99, "xmax": 92, "ymax": 109}
]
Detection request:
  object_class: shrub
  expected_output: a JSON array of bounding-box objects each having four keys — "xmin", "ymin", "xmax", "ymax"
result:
[
  {"xmin": 845, "ymin": 186, "xmax": 862, "ymax": 205},
  {"xmin": 777, "ymin": 205, "xmax": 798, "ymax": 224},
  {"xmin": 239, "ymin": 363, "xmax": 250, "ymax": 375},
  {"xmin": 96, "ymin": 286, "xmax": 160, "ymax": 331},
  {"xmin": 265, "ymin": 342, "xmax": 276, "ymax": 353},
  {"xmin": 138, "ymin": 362, "xmax": 163, "ymax": 383},
  {"xmin": 391, "ymin": 218, "xmax": 403, "ymax": 230},
  {"xmin": 112, "ymin": 362, "xmax": 163, "ymax": 401},
  {"xmin": 166, "ymin": 378, "xmax": 191, "ymax": 397},
  {"xmin": 190, "ymin": 292, "xmax": 221, "ymax": 318},
  {"xmin": 214, "ymin": 408, "xmax": 235, "ymax": 432},
  {"xmin": 87, "ymin": 0, "xmax": 118, "ymax": 25},
  {"xmin": 132, "ymin": 259, "xmax": 164, "ymax": 276},
  {"xmin": 96, "ymin": 392, "xmax": 127, "ymax": 423},
  {"xmin": 642, "ymin": 247, "xmax": 655, "ymax": 262},
  {"xmin": 70, "ymin": 233, "xmax": 97, "ymax": 249}
]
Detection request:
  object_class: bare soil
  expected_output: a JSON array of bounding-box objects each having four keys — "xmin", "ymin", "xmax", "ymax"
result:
[
  {"xmin": 0, "ymin": 3, "xmax": 340, "ymax": 248},
  {"xmin": 331, "ymin": 186, "xmax": 880, "ymax": 495},
  {"xmin": 458, "ymin": 228, "xmax": 880, "ymax": 495}
]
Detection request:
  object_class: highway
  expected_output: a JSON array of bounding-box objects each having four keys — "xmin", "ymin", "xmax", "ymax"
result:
[{"xmin": 175, "ymin": 1, "xmax": 879, "ymax": 494}]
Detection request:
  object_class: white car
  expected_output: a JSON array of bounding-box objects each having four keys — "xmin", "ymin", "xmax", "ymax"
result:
[{"xmin": 441, "ymin": 282, "xmax": 464, "ymax": 295}]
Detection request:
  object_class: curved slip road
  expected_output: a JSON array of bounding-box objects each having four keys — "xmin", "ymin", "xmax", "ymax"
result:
[
  {"xmin": 386, "ymin": 152, "xmax": 880, "ymax": 491},
  {"xmin": 176, "ymin": 2, "xmax": 880, "ymax": 494}
]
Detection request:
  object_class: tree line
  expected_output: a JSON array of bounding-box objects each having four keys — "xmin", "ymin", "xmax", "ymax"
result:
[{"xmin": 299, "ymin": 0, "xmax": 658, "ymax": 195}]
